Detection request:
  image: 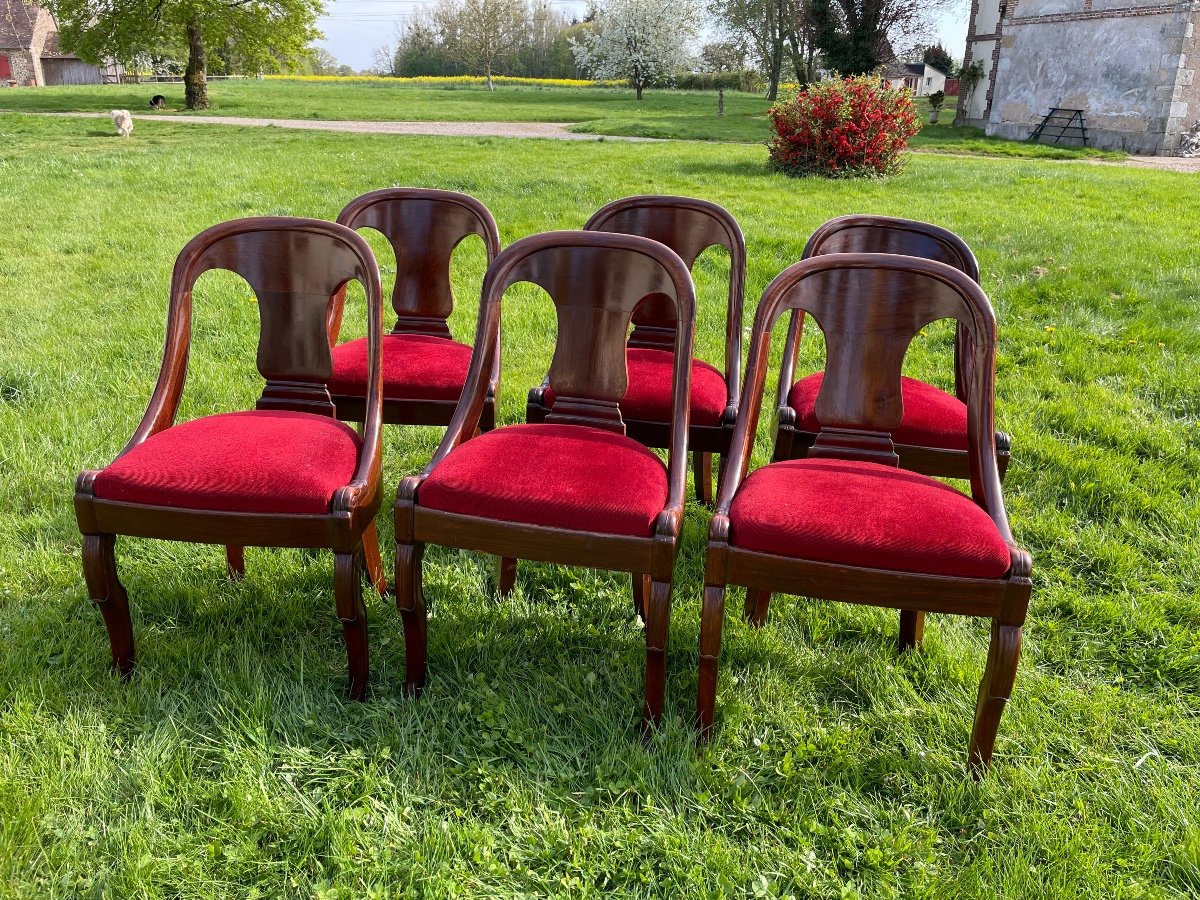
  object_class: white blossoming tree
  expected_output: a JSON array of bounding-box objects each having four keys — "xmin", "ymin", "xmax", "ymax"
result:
[{"xmin": 571, "ymin": 0, "xmax": 701, "ymax": 100}]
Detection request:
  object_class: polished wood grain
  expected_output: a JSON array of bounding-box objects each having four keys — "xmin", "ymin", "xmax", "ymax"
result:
[
  {"xmin": 327, "ymin": 189, "xmax": 502, "ymax": 429},
  {"xmin": 395, "ymin": 230, "xmax": 697, "ymax": 730},
  {"xmin": 75, "ymin": 217, "xmax": 387, "ymax": 699},
  {"xmin": 772, "ymin": 215, "xmax": 1012, "ymax": 480},
  {"xmin": 698, "ymin": 253, "xmax": 1033, "ymax": 774},
  {"xmin": 526, "ymin": 196, "xmax": 746, "ymax": 503}
]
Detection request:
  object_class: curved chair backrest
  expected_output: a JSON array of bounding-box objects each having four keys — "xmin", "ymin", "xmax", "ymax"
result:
[
  {"xmin": 803, "ymin": 215, "xmax": 980, "ymax": 279},
  {"xmin": 432, "ymin": 232, "xmax": 697, "ymax": 507},
  {"xmin": 334, "ymin": 188, "xmax": 501, "ymax": 339},
  {"xmin": 133, "ymin": 218, "xmax": 384, "ymax": 451},
  {"xmin": 584, "ymin": 195, "xmax": 746, "ymax": 385},
  {"xmin": 727, "ymin": 254, "xmax": 1004, "ymax": 520},
  {"xmin": 799, "ymin": 214, "xmax": 980, "ymax": 398}
]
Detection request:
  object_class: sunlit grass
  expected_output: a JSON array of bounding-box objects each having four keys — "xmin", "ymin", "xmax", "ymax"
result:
[
  {"xmin": 0, "ymin": 113, "xmax": 1196, "ymax": 897},
  {"xmin": 0, "ymin": 81, "xmax": 1123, "ymax": 159}
]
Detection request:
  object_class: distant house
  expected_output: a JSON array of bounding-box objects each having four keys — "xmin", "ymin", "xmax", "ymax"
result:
[
  {"xmin": 0, "ymin": 0, "xmax": 122, "ymax": 86},
  {"xmin": 883, "ymin": 62, "xmax": 948, "ymax": 97}
]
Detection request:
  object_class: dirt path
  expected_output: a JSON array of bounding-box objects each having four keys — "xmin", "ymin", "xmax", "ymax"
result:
[
  {"xmin": 1088, "ymin": 154, "xmax": 1200, "ymax": 174},
  {"xmin": 28, "ymin": 111, "xmax": 1200, "ymax": 168},
  {"xmin": 36, "ymin": 111, "xmax": 659, "ymax": 142}
]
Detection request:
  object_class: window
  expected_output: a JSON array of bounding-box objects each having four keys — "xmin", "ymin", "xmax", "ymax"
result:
[
  {"xmin": 926, "ymin": 77, "xmax": 932, "ymax": 86},
  {"xmin": 0, "ymin": 55, "xmax": 11, "ymax": 80}
]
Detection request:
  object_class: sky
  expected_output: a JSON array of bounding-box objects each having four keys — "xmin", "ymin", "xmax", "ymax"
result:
[{"xmin": 317, "ymin": 0, "xmax": 971, "ymax": 75}]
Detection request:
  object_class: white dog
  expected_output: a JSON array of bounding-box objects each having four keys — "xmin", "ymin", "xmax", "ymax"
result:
[{"xmin": 111, "ymin": 109, "xmax": 133, "ymax": 138}]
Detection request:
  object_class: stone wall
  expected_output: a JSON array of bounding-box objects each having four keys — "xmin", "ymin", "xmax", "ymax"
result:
[
  {"xmin": 2, "ymin": 49, "xmax": 36, "ymax": 85},
  {"xmin": 965, "ymin": 0, "xmax": 1200, "ymax": 154}
]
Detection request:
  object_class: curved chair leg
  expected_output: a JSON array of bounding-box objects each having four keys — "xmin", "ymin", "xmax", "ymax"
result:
[
  {"xmin": 968, "ymin": 619, "xmax": 1022, "ymax": 774},
  {"xmin": 631, "ymin": 572, "xmax": 649, "ymax": 621},
  {"xmin": 497, "ymin": 556, "xmax": 517, "ymax": 596},
  {"xmin": 360, "ymin": 522, "xmax": 388, "ymax": 597},
  {"xmin": 334, "ymin": 550, "xmax": 369, "ymax": 701},
  {"xmin": 693, "ymin": 452, "xmax": 713, "ymax": 505},
  {"xmin": 396, "ymin": 542, "xmax": 428, "ymax": 697},
  {"xmin": 83, "ymin": 534, "xmax": 134, "ymax": 677},
  {"xmin": 899, "ymin": 610, "xmax": 925, "ymax": 651},
  {"xmin": 641, "ymin": 578, "xmax": 673, "ymax": 732},
  {"xmin": 696, "ymin": 583, "xmax": 726, "ymax": 743},
  {"xmin": 225, "ymin": 545, "xmax": 245, "ymax": 579},
  {"xmin": 742, "ymin": 588, "xmax": 772, "ymax": 627}
]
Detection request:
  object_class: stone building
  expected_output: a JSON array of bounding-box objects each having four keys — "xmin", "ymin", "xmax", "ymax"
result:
[
  {"xmin": 959, "ymin": 0, "xmax": 1199, "ymax": 155},
  {"xmin": 1, "ymin": 0, "xmax": 121, "ymax": 86}
]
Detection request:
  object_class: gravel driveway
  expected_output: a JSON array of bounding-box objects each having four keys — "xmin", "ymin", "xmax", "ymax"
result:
[
  {"xmin": 39, "ymin": 111, "xmax": 658, "ymax": 141},
  {"xmin": 32, "ymin": 112, "xmax": 1200, "ymax": 169}
]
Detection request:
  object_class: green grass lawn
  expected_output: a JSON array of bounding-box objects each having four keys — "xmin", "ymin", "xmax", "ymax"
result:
[
  {"xmin": 2, "ymin": 112, "xmax": 1198, "ymax": 897},
  {"xmin": 0, "ymin": 79, "xmax": 1123, "ymax": 159}
]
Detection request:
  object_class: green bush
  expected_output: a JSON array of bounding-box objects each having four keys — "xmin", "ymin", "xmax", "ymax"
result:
[{"xmin": 672, "ymin": 70, "xmax": 764, "ymax": 93}]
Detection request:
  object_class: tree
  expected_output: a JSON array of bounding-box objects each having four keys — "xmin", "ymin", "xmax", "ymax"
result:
[
  {"xmin": 286, "ymin": 45, "xmax": 338, "ymax": 75},
  {"xmin": 433, "ymin": 0, "xmax": 529, "ymax": 90},
  {"xmin": 809, "ymin": 0, "xmax": 936, "ymax": 74},
  {"xmin": 392, "ymin": 8, "xmax": 460, "ymax": 77},
  {"xmin": 571, "ymin": 0, "xmax": 700, "ymax": 100},
  {"xmin": 370, "ymin": 41, "xmax": 398, "ymax": 76},
  {"xmin": 709, "ymin": 0, "xmax": 816, "ymax": 100},
  {"xmin": 698, "ymin": 39, "xmax": 747, "ymax": 72},
  {"xmin": 921, "ymin": 42, "xmax": 953, "ymax": 74},
  {"xmin": 49, "ymin": 0, "xmax": 322, "ymax": 109},
  {"xmin": 512, "ymin": 1, "xmax": 575, "ymax": 79}
]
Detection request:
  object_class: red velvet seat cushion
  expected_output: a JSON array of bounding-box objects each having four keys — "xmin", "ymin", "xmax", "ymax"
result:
[
  {"xmin": 419, "ymin": 423, "xmax": 668, "ymax": 536},
  {"xmin": 93, "ymin": 411, "xmax": 362, "ymax": 515},
  {"xmin": 544, "ymin": 348, "xmax": 727, "ymax": 426},
  {"xmin": 729, "ymin": 458, "xmax": 1011, "ymax": 578},
  {"xmin": 328, "ymin": 334, "xmax": 472, "ymax": 402},
  {"xmin": 788, "ymin": 373, "xmax": 968, "ymax": 450}
]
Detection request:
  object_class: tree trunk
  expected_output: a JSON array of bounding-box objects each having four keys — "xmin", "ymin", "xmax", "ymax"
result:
[
  {"xmin": 766, "ymin": 33, "xmax": 784, "ymax": 101},
  {"xmin": 636, "ymin": 81, "xmax": 643, "ymax": 101},
  {"xmin": 184, "ymin": 17, "xmax": 209, "ymax": 110},
  {"xmin": 486, "ymin": 66, "xmax": 494, "ymax": 91}
]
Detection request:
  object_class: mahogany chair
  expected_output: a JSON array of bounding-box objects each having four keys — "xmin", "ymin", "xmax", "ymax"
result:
[
  {"xmin": 74, "ymin": 217, "xmax": 387, "ymax": 699},
  {"xmin": 772, "ymin": 215, "xmax": 1012, "ymax": 480},
  {"xmin": 526, "ymin": 195, "xmax": 746, "ymax": 504},
  {"xmin": 698, "ymin": 253, "xmax": 1033, "ymax": 773},
  {"xmin": 325, "ymin": 188, "xmax": 502, "ymax": 428},
  {"xmin": 394, "ymin": 230, "xmax": 697, "ymax": 729}
]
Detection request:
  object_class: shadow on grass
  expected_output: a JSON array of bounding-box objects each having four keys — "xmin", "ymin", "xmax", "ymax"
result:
[{"xmin": 676, "ymin": 159, "xmax": 780, "ymax": 179}]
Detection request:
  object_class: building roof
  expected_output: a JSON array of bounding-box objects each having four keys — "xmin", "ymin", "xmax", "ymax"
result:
[
  {"xmin": 41, "ymin": 30, "xmax": 80, "ymax": 58},
  {"xmin": 884, "ymin": 61, "xmax": 951, "ymax": 79},
  {"xmin": 0, "ymin": 0, "xmax": 39, "ymax": 51},
  {"xmin": 883, "ymin": 62, "xmax": 924, "ymax": 79}
]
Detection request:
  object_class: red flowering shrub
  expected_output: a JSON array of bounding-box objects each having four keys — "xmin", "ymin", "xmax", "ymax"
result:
[{"xmin": 768, "ymin": 75, "xmax": 921, "ymax": 178}]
